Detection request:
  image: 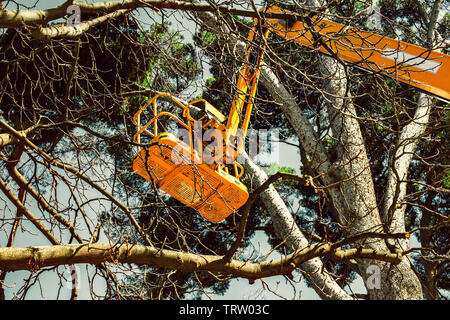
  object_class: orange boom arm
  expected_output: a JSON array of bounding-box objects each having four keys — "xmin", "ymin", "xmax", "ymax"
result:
[{"xmin": 264, "ymin": 6, "xmax": 450, "ymax": 102}]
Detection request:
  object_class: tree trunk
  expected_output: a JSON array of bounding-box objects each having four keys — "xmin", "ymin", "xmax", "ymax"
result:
[
  {"xmin": 242, "ymin": 153, "xmax": 352, "ymax": 300},
  {"xmin": 301, "ymin": 0, "xmax": 423, "ymax": 299},
  {"xmin": 197, "ymin": 3, "xmax": 424, "ymax": 299}
]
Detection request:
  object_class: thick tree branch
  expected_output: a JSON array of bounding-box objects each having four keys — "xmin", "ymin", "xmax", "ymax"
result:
[
  {"xmin": 0, "ymin": 243, "xmax": 402, "ymax": 277},
  {"xmin": 382, "ymin": 0, "xmax": 442, "ymax": 250},
  {"xmin": 196, "ymin": 9, "xmax": 352, "ymax": 300},
  {"xmin": 0, "ymin": 0, "xmax": 310, "ymax": 29},
  {"xmin": 0, "ymin": 123, "xmax": 40, "ymax": 148},
  {"xmin": 224, "ymin": 171, "xmax": 310, "ymax": 261},
  {"xmin": 0, "ymin": 133, "xmax": 18, "ymax": 148},
  {"xmin": 1, "ymin": 153, "xmax": 84, "ymax": 244}
]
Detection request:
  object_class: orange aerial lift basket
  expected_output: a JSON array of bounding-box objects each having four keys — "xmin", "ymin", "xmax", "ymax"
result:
[
  {"xmin": 132, "ymin": 93, "xmax": 249, "ymax": 222},
  {"xmin": 132, "ymin": 22, "xmax": 268, "ymax": 222}
]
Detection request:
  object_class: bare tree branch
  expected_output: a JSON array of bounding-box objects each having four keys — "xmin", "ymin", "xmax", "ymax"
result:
[{"xmin": 0, "ymin": 242, "xmax": 403, "ymax": 277}]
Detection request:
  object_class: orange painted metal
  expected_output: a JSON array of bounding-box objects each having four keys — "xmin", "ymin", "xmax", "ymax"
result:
[
  {"xmin": 133, "ymin": 132, "xmax": 249, "ymax": 222},
  {"xmin": 265, "ymin": 6, "xmax": 450, "ymax": 102},
  {"xmin": 132, "ymin": 94, "xmax": 249, "ymax": 222}
]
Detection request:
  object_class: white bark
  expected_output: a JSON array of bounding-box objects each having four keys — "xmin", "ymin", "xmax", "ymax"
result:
[
  {"xmin": 0, "ymin": 133, "xmax": 17, "ymax": 148},
  {"xmin": 382, "ymin": 0, "xmax": 442, "ymax": 250},
  {"xmin": 259, "ymin": 67, "xmax": 331, "ymax": 174},
  {"xmin": 319, "ymin": 54, "xmax": 382, "ymax": 232},
  {"xmin": 383, "ymin": 94, "xmax": 432, "ymax": 248},
  {"xmin": 242, "ymin": 153, "xmax": 352, "ymax": 300}
]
